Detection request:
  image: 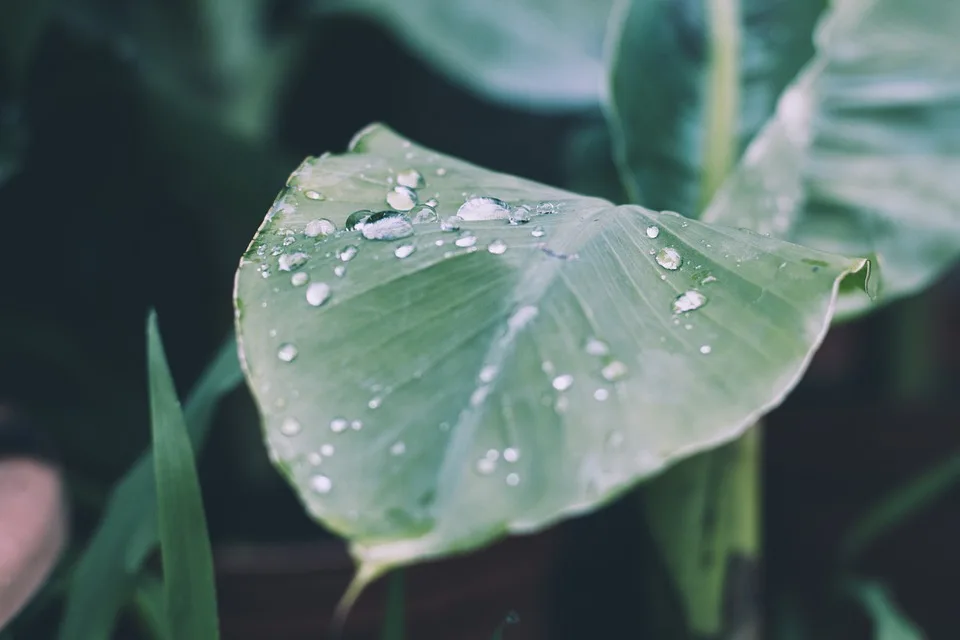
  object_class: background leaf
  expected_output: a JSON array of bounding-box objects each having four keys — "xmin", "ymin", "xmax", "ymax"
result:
[
  {"xmin": 326, "ymin": 0, "xmax": 614, "ymax": 110},
  {"xmin": 147, "ymin": 310, "xmax": 219, "ymax": 640},
  {"xmin": 702, "ymin": 0, "xmax": 960, "ymax": 317},
  {"xmin": 604, "ymin": 0, "xmax": 824, "ymax": 213},
  {"xmin": 234, "ymin": 124, "xmax": 868, "ymax": 579},
  {"xmin": 59, "ymin": 333, "xmax": 241, "ymax": 640},
  {"xmin": 846, "ymin": 580, "xmax": 925, "ymax": 640}
]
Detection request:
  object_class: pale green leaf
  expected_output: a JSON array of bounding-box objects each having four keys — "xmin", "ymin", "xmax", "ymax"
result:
[
  {"xmin": 847, "ymin": 580, "xmax": 925, "ymax": 640},
  {"xmin": 325, "ymin": 0, "xmax": 614, "ymax": 110},
  {"xmin": 702, "ymin": 0, "xmax": 960, "ymax": 318},
  {"xmin": 234, "ymin": 124, "xmax": 868, "ymax": 578},
  {"xmin": 604, "ymin": 0, "xmax": 824, "ymax": 213}
]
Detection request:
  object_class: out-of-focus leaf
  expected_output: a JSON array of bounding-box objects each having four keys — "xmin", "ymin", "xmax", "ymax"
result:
[
  {"xmin": 703, "ymin": 0, "xmax": 960, "ymax": 318},
  {"xmin": 147, "ymin": 311, "xmax": 219, "ymax": 640},
  {"xmin": 846, "ymin": 580, "xmax": 924, "ymax": 640},
  {"xmin": 323, "ymin": 0, "xmax": 614, "ymax": 110},
  {"xmin": 132, "ymin": 575, "xmax": 171, "ymax": 640},
  {"xmin": 59, "ymin": 334, "xmax": 242, "ymax": 640},
  {"xmin": 379, "ymin": 571, "xmax": 404, "ymax": 640},
  {"xmin": 234, "ymin": 124, "xmax": 868, "ymax": 583},
  {"xmin": 604, "ymin": 0, "xmax": 824, "ymax": 213}
]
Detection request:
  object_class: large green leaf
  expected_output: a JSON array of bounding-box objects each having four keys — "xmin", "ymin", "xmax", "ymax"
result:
[
  {"xmin": 702, "ymin": 0, "xmax": 960, "ymax": 318},
  {"xmin": 604, "ymin": 0, "xmax": 824, "ymax": 213},
  {"xmin": 234, "ymin": 124, "xmax": 868, "ymax": 578},
  {"xmin": 325, "ymin": 0, "xmax": 614, "ymax": 110}
]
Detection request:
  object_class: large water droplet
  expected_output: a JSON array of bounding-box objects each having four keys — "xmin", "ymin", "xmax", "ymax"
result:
[
  {"xmin": 487, "ymin": 239, "xmax": 507, "ymax": 254},
  {"xmin": 330, "ymin": 417, "xmax": 348, "ymax": 433},
  {"xmin": 306, "ymin": 282, "xmax": 331, "ymax": 306},
  {"xmin": 280, "ymin": 417, "xmax": 302, "ymax": 436},
  {"xmin": 291, "ymin": 272, "xmax": 309, "ymax": 287},
  {"xmin": 440, "ymin": 216, "xmax": 462, "ymax": 232},
  {"xmin": 394, "ymin": 243, "xmax": 416, "ymax": 259},
  {"xmin": 552, "ymin": 374, "xmax": 574, "ymax": 391},
  {"xmin": 601, "ymin": 361, "xmax": 629, "ymax": 381},
  {"xmin": 345, "ymin": 210, "xmax": 373, "ymax": 231},
  {"xmin": 390, "ymin": 441, "xmax": 406, "ymax": 456},
  {"xmin": 503, "ymin": 447, "xmax": 519, "ymax": 462},
  {"xmin": 455, "ymin": 232, "xmax": 477, "ymax": 248},
  {"xmin": 457, "ymin": 196, "xmax": 511, "ymax": 221},
  {"xmin": 410, "ymin": 204, "xmax": 438, "ymax": 224},
  {"xmin": 304, "ymin": 190, "xmax": 325, "ymax": 201},
  {"xmin": 310, "ymin": 474, "xmax": 332, "ymax": 494},
  {"xmin": 396, "ymin": 168, "xmax": 425, "ymax": 189},
  {"xmin": 338, "ymin": 245, "xmax": 359, "ymax": 261},
  {"xmin": 585, "ymin": 337, "xmax": 609, "ymax": 356},
  {"xmin": 278, "ymin": 252, "xmax": 309, "ymax": 271},
  {"xmin": 509, "ymin": 205, "xmax": 532, "ymax": 225},
  {"xmin": 305, "ymin": 218, "xmax": 335, "ymax": 237},
  {"xmin": 277, "ymin": 343, "xmax": 298, "ymax": 362},
  {"xmin": 361, "ymin": 211, "xmax": 414, "ymax": 241},
  {"xmin": 673, "ymin": 290, "xmax": 707, "ymax": 314},
  {"xmin": 386, "ymin": 186, "xmax": 418, "ymax": 211},
  {"xmin": 646, "ymin": 225, "xmax": 660, "ymax": 239},
  {"xmin": 656, "ymin": 247, "xmax": 683, "ymax": 270}
]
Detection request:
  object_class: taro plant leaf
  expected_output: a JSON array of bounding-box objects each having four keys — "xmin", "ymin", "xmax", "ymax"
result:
[
  {"xmin": 147, "ymin": 311, "xmax": 220, "ymax": 640},
  {"xmin": 702, "ymin": 0, "xmax": 960, "ymax": 319},
  {"xmin": 234, "ymin": 124, "xmax": 869, "ymax": 583},
  {"xmin": 59, "ymin": 333, "xmax": 242, "ymax": 640},
  {"xmin": 604, "ymin": 0, "xmax": 824, "ymax": 214},
  {"xmin": 324, "ymin": 0, "xmax": 614, "ymax": 110}
]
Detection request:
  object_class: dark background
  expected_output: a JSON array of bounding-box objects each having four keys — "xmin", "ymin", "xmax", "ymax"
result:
[{"xmin": 1, "ymin": 8, "xmax": 958, "ymax": 640}]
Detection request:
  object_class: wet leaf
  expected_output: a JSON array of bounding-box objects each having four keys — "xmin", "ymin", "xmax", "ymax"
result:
[
  {"xmin": 702, "ymin": 0, "xmax": 960, "ymax": 318},
  {"xmin": 234, "ymin": 124, "xmax": 868, "ymax": 580}
]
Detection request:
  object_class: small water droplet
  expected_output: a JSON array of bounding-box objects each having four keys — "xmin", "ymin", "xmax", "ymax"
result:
[
  {"xmin": 470, "ymin": 385, "xmax": 490, "ymax": 406},
  {"xmin": 476, "ymin": 457, "xmax": 497, "ymax": 475},
  {"xmin": 506, "ymin": 472, "xmax": 520, "ymax": 486},
  {"xmin": 280, "ymin": 417, "xmax": 302, "ymax": 436},
  {"xmin": 410, "ymin": 204, "xmax": 438, "ymax": 224},
  {"xmin": 440, "ymin": 215, "xmax": 462, "ymax": 231},
  {"xmin": 278, "ymin": 252, "xmax": 309, "ymax": 271},
  {"xmin": 479, "ymin": 365, "xmax": 498, "ymax": 383},
  {"xmin": 503, "ymin": 447, "xmax": 519, "ymax": 462},
  {"xmin": 700, "ymin": 344, "xmax": 712, "ymax": 354},
  {"xmin": 345, "ymin": 210, "xmax": 373, "ymax": 231},
  {"xmin": 601, "ymin": 361, "xmax": 629, "ymax": 382},
  {"xmin": 310, "ymin": 474, "xmax": 332, "ymax": 494},
  {"xmin": 282, "ymin": 236, "xmax": 296, "ymax": 246},
  {"xmin": 509, "ymin": 205, "xmax": 532, "ymax": 225},
  {"xmin": 701, "ymin": 274, "xmax": 718, "ymax": 285},
  {"xmin": 361, "ymin": 211, "xmax": 414, "ymax": 241},
  {"xmin": 320, "ymin": 444, "xmax": 334, "ymax": 456},
  {"xmin": 552, "ymin": 374, "xmax": 574, "ymax": 391},
  {"xmin": 386, "ymin": 186, "xmax": 418, "ymax": 211},
  {"xmin": 350, "ymin": 419, "xmax": 363, "ymax": 431},
  {"xmin": 656, "ymin": 247, "xmax": 683, "ymax": 270},
  {"xmin": 306, "ymin": 282, "xmax": 331, "ymax": 306},
  {"xmin": 291, "ymin": 272, "xmax": 309, "ymax": 287},
  {"xmin": 330, "ymin": 418, "xmax": 348, "ymax": 433},
  {"xmin": 304, "ymin": 190, "xmax": 325, "ymax": 201},
  {"xmin": 673, "ymin": 290, "xmax": 707, "ymax": 314},
  {"xmin": 425, "ymin": 197, "xmax": 439, "ymax": 207},
  {"xmin": 394, "ymin": 243, "xmax": 416, "ymax": 259},
  {"xmin": 305, "ymin": 218, "xmax": 335, "ymax": 237},
  {"xmin": 487, "ymin": 239, "xmax": 507, "ymax": 254},
  {"xmin": 307, "ymin": 452, "xmax": 322, "ymax": 465},
  {"xmin": 396, "ymin": 168, "xmax": 425, "ymax": 189},
  {"xmin": 594, "ymin": 388, "xmax": 609, "ymax": 401},
  {"xmin": 585, "ymin": 337, "xmax": 609, "ymax": 356},
  {"xmin": 646, "ymin": 225, "xmax": 660, "ymax": 238},
  {"xmin": 531, "ymin": 226, "xmax": 546, "ymax": 238},
  {"xmin": 457, "ymin": 196, "xmax": 511, "ymax": 221},
  {"xmin": 277, "ymin": 343, "xmax": 298, "ymax": 362},
  {"xmin": 338, "ymin": 244, "xmax": 358, "ymax": 262},
  {"xmin": 368, "ymin": 396, "xmax": 382, "ymax": 410},
  {"xmin": 334, "ymin": 265, "xmax": 346, "ymax": 277},
  {"xmin": 455, "ymin": 233, "xmax": 477, "ymax": 248},
  {"xmin": 536, "ymin": 202, "xmax": 558, "ymax": 215},
  {"xmin": 435, "ymin": 167, "xmax": 448, "ymax": 176},
  {"xmin": 390, "ymin": 441, "xmax": 406, "ymax": 456},
  {"xmin": 508, "ymin": 305, "xmax": 539, "ymax": 331}
]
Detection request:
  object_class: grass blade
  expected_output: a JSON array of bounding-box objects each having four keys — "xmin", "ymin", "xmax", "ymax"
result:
[
  {"xmin": 379, "ymin": 571, "xmax": 405, "ymax": 640},
  {"xmin": 147, "ymin": 311, "xmax": 220, "ymax": 639},
  {"xmin": 59, "ymin": 330, "xmax": 241, "ymax": 640}
]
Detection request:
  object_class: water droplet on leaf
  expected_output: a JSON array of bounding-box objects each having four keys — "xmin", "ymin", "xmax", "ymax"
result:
[
  {"xmin": 646, "ymin": 225, "xmax": 660, "ymax": 239},
  {"xmin": 277, "ymin": 343, "xmax": 298, "ymax": 362},
  {"xmin": 304, "ymin": 190, "xmax": 324, "ymax": 201},
  {"xmin": 280, "ymin": 417, "xmax": 302, "ymax": 436},
  {"xmin": 386, "ymin": 186, "xmax": 418, "ymax": 211},
  {"xmin": 330, "ymin": 418, "xmax": 348, "ymax": 433},
  {"xmin": 390, "ymin": 441, "xmax": 406, "ymax": 456},
  {"xmin": 394, "ymin": 243, "xmax": 416, "ymax": 259},
  {"xmin": 552, "ymin": 374, "xmax": 574, "ymax": 391},
  {"xmin": 291, "ymin": 272, "xmax": 308, "ymax": 287},
  {"xmin": 656, "ymin": 247, "xmax": 682, "ymax": 270},
  {"xmin": 503, "ymin": 447, "xmax": 519, "ymax": 462},
  {"xmin": 487, "ymin": 239, "xmax": 507, "ymax": 254},
  {"xmin": 305, "ymin": 218, "xmax": 335, "ymax": 237},
  {"xmin": 410, "ymin": 204, "xmax": 438, "ymax": 224},
  {"xmin": 310, "ymin": 474, "xmax": 332, "ymax": 494},
  {"xmin": 506, "ymin": 473, "xmax": 520, "ymax": 486},
  {"xmin": 673, "ymin": 290, "xmax": 707, "ymax": 314},
  {"xmin": 278, "ymin": 252, "xmax": 309, "ymax": 271},
  {"xmin": 601, "ymin": 361, "xmax": 629, "ymax": 382},
  {"xmin": 306, "ymin": 282, "xmax": 331, "ymax": 307},
  {"xmin": 338, "ymin": 245, "xmax": 359, "ymax": 262},
  {"xmin": 345, "ymin": 210, "xmax": 373, "ymax": 231},
  {"xmin": 457, "ymin": 196, "xmax": 510, "ymax": 221},
  {"xmin": 531, "ymin": 226, "xmax": 546, "ymax": 238},
  {"xmin": 700, "ymin": 344, "xmax": 712, "ymax": 354},
  {"xmin": 585, "ymin": 337, "xmax": 609, "ymax": 356},
  {"xmin": 440, "ymin": 216, "xmax": 462, "ymax": 232},
  {"xmin": 455, "ymin": 233, "xmax": 477, "ymax": 248},
  {"xmin": 396, "ymin": 168, "xmax": 425, "ymax": 189},
  {"xmin": 361, "ymin": 211, "xmax": 414, "ymax": 241}
]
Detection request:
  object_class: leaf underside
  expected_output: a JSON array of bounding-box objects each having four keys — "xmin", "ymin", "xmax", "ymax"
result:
[{"xmin": 234, "ymin": 124, "xmax": 867, "ymax": 577}]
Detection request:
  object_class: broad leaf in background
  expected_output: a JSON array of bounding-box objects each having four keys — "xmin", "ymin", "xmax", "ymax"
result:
[
  {"xmin": 702, "ymin": 0, "xmax": 960, "ymax": 318},
  {"xmin": 147, "ymin": 312, "xmax": 220, "ymax": 640},
  {"xmin": 234, "ymin": 124, "xmax": 868, "ymax": 580},
  {"xmin": 324, "ymin": 0, "xmax": 614, "ymax": 110},
  {"xmin": 59, "ymin": 334, "xmax": 242, "ymax": 640},
  {"xmin": 846, "ymin": 580, "xmax": 925, "ymax": 640},
  {"xmin": 604, "ymin": 0, "xmax": 824, "ymax": 213}
]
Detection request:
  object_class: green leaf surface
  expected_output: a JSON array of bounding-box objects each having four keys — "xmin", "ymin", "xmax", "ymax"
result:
[
  {"xmin": 604, "ymin": 0, "xmax": 823, "ymax": 213},
  {"xmin": 846, "ymin": 580, "xmax": 925, "ymax": 640},
  {"xmin": 59, "ymin": 334, "xmax": 242, "ymax": 640},
  {"xmin": 327, "ymin": 0, "xmax": 614, "ymax": 110},
  {"xmin": 702, "ymin": 0, "xmax": 960, "ymax": 318},
  {"xmin": 147, "ymin": 311, "xmax": 220, "ymax": 640},
  {"xmin": 234, "ymin": 124, "xmax": 868, "ymax": 577}
]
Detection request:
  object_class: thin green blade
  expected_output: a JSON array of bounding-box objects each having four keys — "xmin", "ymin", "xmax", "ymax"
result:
[
  {"xmin": 846, "ymin": 580, "xmax": 925, "ymax": 640},
  {"xmin": 234, "ymin": 124, "xmax": 868, "ymax": 580},
  {"xmin": 147, "ymin": 311, "xmax": 219, "ymax": 640}
]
